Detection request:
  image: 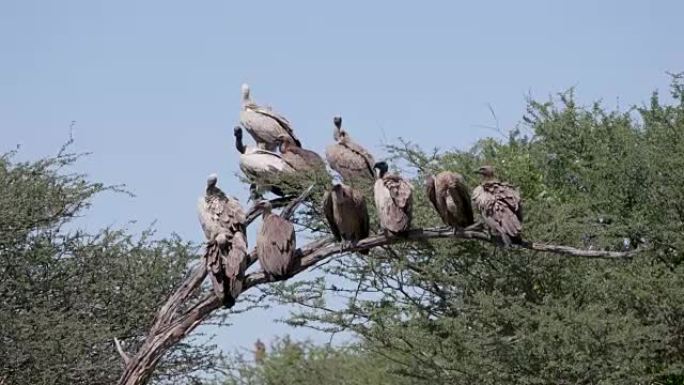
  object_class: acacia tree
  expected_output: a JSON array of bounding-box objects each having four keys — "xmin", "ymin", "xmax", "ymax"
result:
[
  {"xmin": 6, "ymin": 78, "xmax": 681, "ymax": 385},
  {"xmin": 0, "ymin": 146, "xmax": 226, "ymax": 385},
  {"xmin": 270, "ymin": 77, "xmax": 684, "ymax": 384},
  {"xmin": 109, "ymin": 74, "xmax": 684, "ymax": 384},
  {"xmin": 218, "ymin": 337, "xmax": 409, "ymax": 385}
]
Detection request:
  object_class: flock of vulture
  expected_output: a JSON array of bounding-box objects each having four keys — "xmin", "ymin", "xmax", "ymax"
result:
[{"xmin": 198, "ymin": 84, "xmax": 523, "ymax": 306}]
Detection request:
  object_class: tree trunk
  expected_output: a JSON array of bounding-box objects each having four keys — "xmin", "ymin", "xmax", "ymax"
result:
[{"xmin": 116, "ymin": 264, "xmax": 222, "ymax": 385}]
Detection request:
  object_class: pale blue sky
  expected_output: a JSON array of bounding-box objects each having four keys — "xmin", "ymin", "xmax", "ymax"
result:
[{"xmin": 2, "ymin": 0, "xmax": 682, "ymax": 354}]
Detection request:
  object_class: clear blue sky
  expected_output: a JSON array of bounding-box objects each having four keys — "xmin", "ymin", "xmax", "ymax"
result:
[{"xmin": 2, "ymin": 0, "xmax": 681, "ymax": 354}]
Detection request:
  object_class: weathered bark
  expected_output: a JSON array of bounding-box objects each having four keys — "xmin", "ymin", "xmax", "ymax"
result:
[{"xmin": 115, "ymin": 187, "xmax": 638, "ymax": 385}]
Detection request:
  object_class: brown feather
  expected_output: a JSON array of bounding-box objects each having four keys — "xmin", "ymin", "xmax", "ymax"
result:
[
  {"xmin": 249, "ymin": 104, "xmax": 301, "ymax": 147},
  {"xmin": 326, "ymin": 123, "xmax": 375, "ymax": 183},
  {"xmin": 281, "ymin": 142, "xmax": 327, "ymax": 172},
  {"xmin": 472, "ymin": 180, "xmax": 523, "ymax": 245},
  {"xmin": 323, "ymin": 184, "xmax": 370, "ymax": 254},
  {"xmin": 427, "ymin": 171, "xmax": 474, "ymax": 228},
  {"xmin": 374, "ymin": 173, "xmax": 413, "ymax": 234},
  {"xmin": 197, "ymin": 178, "xmax": 248, "ymax": 306},
  {"xmin": 256, "ymin": 211, "xmax": 296, "ymax": 279}
]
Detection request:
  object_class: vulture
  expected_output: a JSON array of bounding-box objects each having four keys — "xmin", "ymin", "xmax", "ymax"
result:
[
  {"xmin": 322, "ymin": 183, "xmax": 370, "ymax": 254},
  {"xmin": 472, "ymin": 165, "xmax": 523, "ymax": 246},
  {"xmin": 234, "ymin": 126, "xmax": 295, "ymax": 197},
  {"xmin": 256, "ymin": 201, "xmax": 297, "ymax": 280},
  {"xmin": 373, "ymin": 161, "xmax": 413, "ymax": 235},
  {"xmin": 275, "ymin": 134, "xmax": 327, "ymax": 173},
  {"xmin": 325, "ymin": 116, "xmax": 375, "ymax": 184},
  {"xmin": 425, "ymin": 171, "xmax": 474, "ymax": 230},
  {"xmin": 240, "ymin": 83, "xmax": 301, "ymax": 151},
  {"xmin": 197, "ymin": 174, "xmax": 248, "ymax": 307}
]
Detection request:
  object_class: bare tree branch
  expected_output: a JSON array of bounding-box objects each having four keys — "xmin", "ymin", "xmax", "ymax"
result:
[
  {"xmin": 114, "ymin": 338, "xmax": 131, "ymax": 366},
  {"xmin": 245, "ymin": 226, "xmax": 636, "ymax": 288},
  {"xmin": 116, "ymin": 185, "xmax": 639, "ymax": 385},
  {"xmin": 281, "ymin": 185, "xmax": 314, "ymax": 220}
]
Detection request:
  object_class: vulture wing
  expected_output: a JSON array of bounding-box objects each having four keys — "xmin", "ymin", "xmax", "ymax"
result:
[
  {"xmin": 341, "ymin": 140, "xmax": 375, "ymax": 179},
  {"xmin": 257, "ymin": 215, "xmax": 296, "ymax": 279},
  {"xmin": 444, "ymin": 172, "xmax": 474, "ymax": 227},
  {"xmin": 326, "ymin": 144, "xmax": 371, "ymax": 182},
  {"xmin": 354, "ymin": 188, "xmax": 371, "ymax": 242},
  {"xmin": 384, "ymin": 175, "xmax": 412, "ymax": 209},
  {"xmin": 249, "ymin": 105, "xmax": 301, "ymax": 146},
  {"xmin": 473, "ymin": 182, "xmax": 522, "ymax": 245},
  {"xmin": 197, "ymin": 190, "xmax": 247, "ymax": 306},
  {"xmin": 282, "ymin": 146, "xmax": 326, "ymax": 172},
  {"xmin": 425, "ymin": 175, "xmax": 441, "ymax": 221},
  {"xmin": 376, "ymin": 175, "xmax": 413, "ymax": 233},
  {"xmin": 322, "ymin": 190, "xmax": 342, "ymax": 241}
]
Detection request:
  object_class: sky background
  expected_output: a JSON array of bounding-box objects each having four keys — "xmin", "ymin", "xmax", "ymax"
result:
[{"xmin": 1, "ymin": 0, "xmax": 682, "ymax": 356}]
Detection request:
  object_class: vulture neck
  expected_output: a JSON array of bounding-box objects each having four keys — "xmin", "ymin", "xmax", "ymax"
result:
[
  {"xmin": 241, "ymin": 90, "xmax": 252, "ymax": 107},
  {"xmin": 482, "ymin": 176, "xmax": 498, "ymax": 184},
  {"xmin": 280, "ymin": 140, "xmax": 295, "ymax": 153},
  {"xmin": 235, "ymin": 136, "xmax": 246, "ymax": 154},
  {"xmin": 206, "ymin": 184, "xmax": 221, "ymax": 197}
]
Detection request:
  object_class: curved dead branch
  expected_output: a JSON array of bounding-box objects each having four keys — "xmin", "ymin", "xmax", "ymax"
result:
[{"xmin": 116, "ymin": 188, "xmax": 639, "ymax": 385}]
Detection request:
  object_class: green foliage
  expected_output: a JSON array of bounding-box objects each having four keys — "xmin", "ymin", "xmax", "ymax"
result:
[
  {"xmin": 0, "ymin": 148, "xmax": 221, "ymax": 385},
  {"xmin": 217, "ymin": 337, "xmax": 408, "ymax": 385},
  {"xmin": 265, "ymin": 75, "xmax": 684, "ymax": 384}
]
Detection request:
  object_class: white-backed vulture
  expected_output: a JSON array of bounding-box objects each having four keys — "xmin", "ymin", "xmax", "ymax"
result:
[
  {"xmin": 472, "ymin": 165, "xmax": 523, "ymax": 246},
  {"xmin": 197, "ymin": 174, "xmax": 248, "ymax": 306},
  {"xmin": 426, "ymin": 171, "xmax": 474, "ymax": 230},
  {"xmin": 275, "ymin": 134, "xmax": 327, "ymax": 173},
  {"xmin": 240, "ymin": 83, "xmax": 301, "ymax": 151},
  {"xmin": 322, "ymin": 183, "xmax": 370, "ymax": 254},
  {"xmin": 325, "ymin": 116, "xmax": 375, "ymax": 184},
  {"xmin": 373, "ymin": 161, "xmax": 413, "ymax": 235},
  {"xmin": 234, "ymin": 126, "xmax": 295, "ymax": 197},
  {"xmin": 256, "ymin": 201, "xmax": 296, "ymax": 280}
]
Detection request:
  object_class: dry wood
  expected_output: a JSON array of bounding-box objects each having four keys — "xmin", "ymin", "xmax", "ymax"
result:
[{"xmin": 116, "ymin": 189, "xmax": 638, "ymax": 385}]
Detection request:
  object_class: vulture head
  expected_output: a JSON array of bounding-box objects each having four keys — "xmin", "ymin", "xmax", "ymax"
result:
[
  {"xmin": 234, "ymin": 126, "xmax": 246, "ymax": 154},
  {"xmin": 333, "ymin": 116, "xmax": 344, "ymax": 142},
  {"xmin": 256, "ymin": 200, "xmax": 273, "ymax": 217},
  {"xmin": 475, "ymin": 165, "xmax": 496, "ymax": 180},
  {"xmin": 331, "ymin": 183, "xmax": 348, "ymax": 198},
  {"xmin": 424, "ymin": 174, "xmax": 435, "ymax": 187},
  {"xmin": 275, "ymin": 134, "xmax": 297, "ymax": 152},
  {"xmin": 241, "ymin": 83, "xmax": 251, "ymax": 102},
  {"xmin": 373, "ymin": 161, "xmax": 389, "ymax": 179},
  {"xmin": 207, "ymin": 173, "xmax": 218, "ymax": 189}
]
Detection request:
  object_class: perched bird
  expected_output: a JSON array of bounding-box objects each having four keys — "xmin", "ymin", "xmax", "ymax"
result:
[
  {"xmin": 425, "ymin": 171, "xmax": 474, "ymax": 231},
  {"xmin": 197, "ymin": 174, "xmax": 248, "ymax": 307},
  {"xmin": 322, "ymin": 183, "xmax": 370, "ymax": 254},
  {"xmin": 326, "ymin": 116, "xmax": 375, "ymax": 183},
  {"xmin": 256, "ymin": 201, "xmax": 297, "ymax": 280},
  {"xmin": 373, "ymin": 161, "xmax": 413, "ymax": 235},
  {"xmin": 240, "ymin": 83, "xmax": 301, "ymax": 151},
  {"xmin": 275, "ymin": 134, "xmax": 327, "ymax": 173},
  {"xmin": 472, "ymin": 165, "xmax": 523, "ymax": 246},
  {"xmin": 234, "ymin": 126, "xmax": 295, "ymax": 198}
]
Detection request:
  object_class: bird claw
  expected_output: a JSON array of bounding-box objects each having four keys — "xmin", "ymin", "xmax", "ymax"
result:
[{"xmin": 339, "ymin": 240, "xmax": 352, "ymax": 253}]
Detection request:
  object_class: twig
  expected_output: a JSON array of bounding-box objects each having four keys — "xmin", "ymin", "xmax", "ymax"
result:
[
  {"xmin": 245, "ymin": 196, "xmax": 292, "ymax": 225},
  {"xmin": 114, "ymin": 337, "xmax": 131, "ymax": 366},
  {"xmin": 281, "ymin": 184, "xmax": 315, "ymax": 219}
]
